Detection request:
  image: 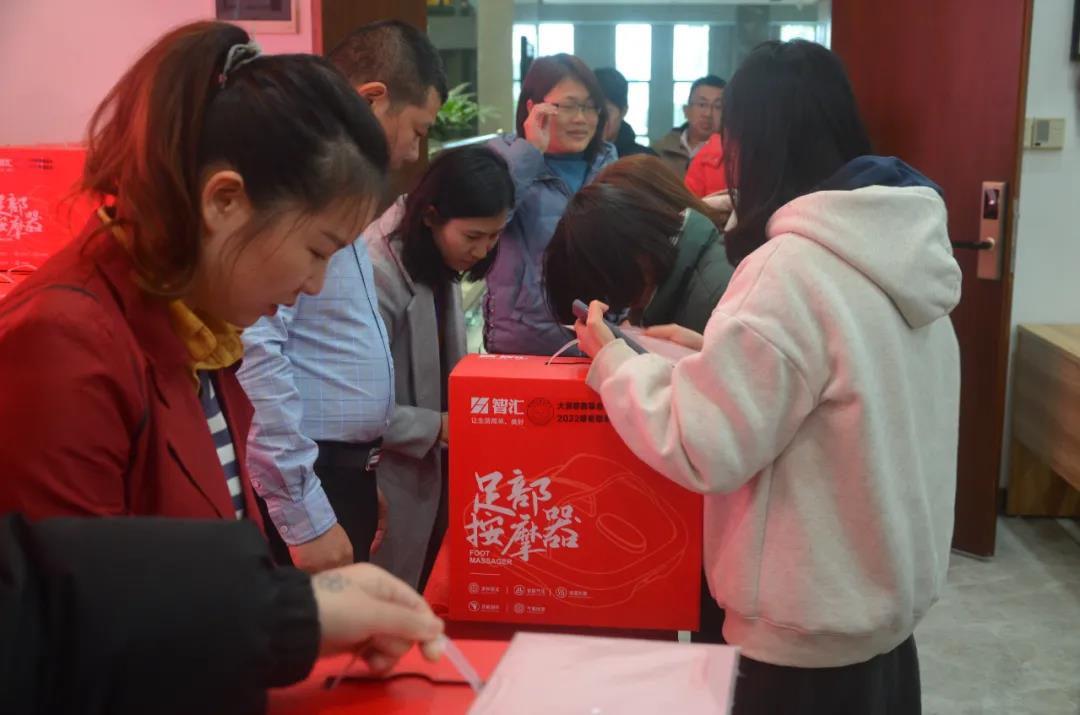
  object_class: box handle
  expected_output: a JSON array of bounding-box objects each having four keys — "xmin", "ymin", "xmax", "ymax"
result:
[{"xmin": 546, "ymin": 338, "xmax": 590, "ymax": 366}]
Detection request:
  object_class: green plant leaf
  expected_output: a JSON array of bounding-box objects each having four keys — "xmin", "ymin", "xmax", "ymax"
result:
[{"xmin": 431, "ymin": 82, "xmax": 500, "ymax": 141}]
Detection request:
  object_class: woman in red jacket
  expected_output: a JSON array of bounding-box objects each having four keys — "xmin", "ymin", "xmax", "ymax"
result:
[{"xmin": 0, "ymin": 21, "xmax": 389, "ymax": 524}]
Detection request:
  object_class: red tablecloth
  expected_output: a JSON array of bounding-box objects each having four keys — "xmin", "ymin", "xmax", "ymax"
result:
[
  {"xmin": 0, "ymin": 272, "xmax": 28, "ymax": 300},
  {"xmin": 268, "ymin": 640, "xmax": 508, "ymax": 715}
]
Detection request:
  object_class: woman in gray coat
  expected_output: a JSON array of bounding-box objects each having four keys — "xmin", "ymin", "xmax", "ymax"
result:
[{"xmin": 364, "ymin": 147, "xmax": 515, "ymax": 590}]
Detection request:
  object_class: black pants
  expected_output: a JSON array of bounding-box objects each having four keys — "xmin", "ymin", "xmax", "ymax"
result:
[
  {"xmin": 259, "ymin": 439, "xmax": 381, "ymax": 566},
  {"xmin": 692, "ymin": 579, "xmax": 921, "ymax": 715}
]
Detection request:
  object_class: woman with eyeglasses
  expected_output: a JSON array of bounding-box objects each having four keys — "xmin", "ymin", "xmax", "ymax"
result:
[{"xmin": 484, "ymin": 54, "xmax": 617, "ymax": 356}]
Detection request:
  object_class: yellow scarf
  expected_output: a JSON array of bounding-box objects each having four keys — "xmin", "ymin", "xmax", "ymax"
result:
[
  {"xmin": 168, "ymin": 300, "xmax": 244, "ymax": 383},
  {"xmin": 98, "ymin": 208, "xmax": 243, "ymax": 387}
]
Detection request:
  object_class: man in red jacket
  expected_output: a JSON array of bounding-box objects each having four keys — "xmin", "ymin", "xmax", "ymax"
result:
[
  {"xmin": 651, "ymin": 75, "xmax": 725, "ymax": 179},
  {"xmin": 685, "ymin": 133, "xmax": 728, "ymax": 199}
]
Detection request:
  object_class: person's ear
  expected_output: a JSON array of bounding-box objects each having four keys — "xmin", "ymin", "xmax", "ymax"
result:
[
  {"xmin": 200, "ymin": 169, "xmax": 251, "ymax": 236},
  {"xmin": 357, "ymin": 81, "xmax": 392, "ymax": 118},
  {"xmin": 357, "ymin": 81, "xmax": 389, "ymax": 104},
  {"xmin": 422, "ymin": 206, "xmax": 439, "ymax": 229},
  {"xmin": 526, "ymin": 98, "xmax": 535, "ymax": 114}
]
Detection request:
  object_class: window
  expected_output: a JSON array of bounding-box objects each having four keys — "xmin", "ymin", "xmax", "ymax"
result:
[
  {"xmin": 538, "ymin": 23, "xmax": 575, "ymax": 56},
  {"xmin": 672, "ymin": 24, "xmax": 709, "ymax": 128},
  {"xmin": 615, "ymin": 24, "xmax": 651, "ymax": 83},
  {"xmin": 626, "ymin": 82, "xmax": 651, "ymax": 145},
  {"xmin": 512, "ymin": 23, "xmax": 537, "ymax": 107},
  {"xmin": 512, "ymin": 23, "xmax": 576, "ymax": 107},
  {"xmin": 779, "ymin": 23, "xmax": 817, "ymax": 42},
  {"xmin": 615, "ymin": 23, "xmax": 652, "ymax": 142}
]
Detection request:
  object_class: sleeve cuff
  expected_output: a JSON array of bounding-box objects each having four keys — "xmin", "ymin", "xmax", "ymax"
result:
[
  {"xmin": 262, "ymin": 480, "xmax": 338, "ymax": 546},
  {"xmin": 586, "ymin": 339, "xmax": 639, "ymax": 392},
  {"xmin": 413, "ymin": 408, "xmax": 444, "ymax": 455},
  {"xmin": 383, "ymin": 405, "xmax": 443, "ymax": 460},
  {"xmin": 263, "ymin": 567, "xmax": 320, "ymax": 687}
]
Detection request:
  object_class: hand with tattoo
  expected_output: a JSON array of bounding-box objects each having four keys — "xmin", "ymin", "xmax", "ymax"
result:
[{"xmin": 311, "ymin": 563, "xmax": 445, "ymax": 674}]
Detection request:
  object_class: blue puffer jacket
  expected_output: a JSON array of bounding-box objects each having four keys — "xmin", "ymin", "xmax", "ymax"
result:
[{"xmin": 483, "ymin": 134, "xmax": 617, "ymax": 355}]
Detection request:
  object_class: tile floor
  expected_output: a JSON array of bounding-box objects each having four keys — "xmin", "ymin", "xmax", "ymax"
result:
[{"xmin": 917, "ymin": 517, "xmax": 1080, "ymax": 715}]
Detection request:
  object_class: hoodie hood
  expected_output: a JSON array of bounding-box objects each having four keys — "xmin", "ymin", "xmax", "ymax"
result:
[
  {"xmin": 816, "ymin": 155, "xmax": 944, "ymax": 196},
  {"xmin": 766, "ymin": 156, "xmax": 961, "ymax": 329}
]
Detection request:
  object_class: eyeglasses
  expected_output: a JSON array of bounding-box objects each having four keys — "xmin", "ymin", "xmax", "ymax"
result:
[
  {"xmin": 689, "ymin": 101, "xmax": 723, "ymax": 113},
  {"xmin": 551, "ymin": 102, "xmax": 600, "ymax": 119}
]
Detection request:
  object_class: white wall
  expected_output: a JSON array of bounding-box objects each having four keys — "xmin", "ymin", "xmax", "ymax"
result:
[
  {"xmin": 1003, "ymin": 0, "xmax": 1080, "ymax": 482},
  {"xmin": 0, "ymin": 0, "xmax": 315, "ymax": 146},
  {"xmin": 1011, "ymin": 0, "xmax": 1080, "ymax": 328}
]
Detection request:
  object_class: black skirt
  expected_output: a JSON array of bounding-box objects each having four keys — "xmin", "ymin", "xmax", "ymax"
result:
[{"xmin": 693, "ymin": 579, "xmax": 921, "ymax": 715}]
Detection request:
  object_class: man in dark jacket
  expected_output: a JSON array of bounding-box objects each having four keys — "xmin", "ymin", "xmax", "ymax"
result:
[
  {"xmin": 0, "ymin": 514, "xmax": 444, "ymax": 715},
  {"xmin": 595, "ymin": 67, "xmax": 656, "ymax": 158}
]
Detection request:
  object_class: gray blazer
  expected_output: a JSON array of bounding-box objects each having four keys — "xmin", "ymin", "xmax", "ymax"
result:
[{"xmin": 364, "ymin": 200, "xmax": 467, "ymax": 588}]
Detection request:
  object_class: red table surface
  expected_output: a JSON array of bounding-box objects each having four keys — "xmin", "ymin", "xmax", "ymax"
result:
[
  {"xmin": 0, "ymin": 272, "xmax": 29, "ymax": 300},
  {"xmin": 269, "ymin": 640, "xmax": 508, "ymax": 715}
]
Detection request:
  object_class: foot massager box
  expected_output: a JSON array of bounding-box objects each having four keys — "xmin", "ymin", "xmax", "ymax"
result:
[
  {"xmin": 448, "ymin": 354, "xmax": 702, "ymax": 631},
  {"xmin": 0, "ymin": 145, "xmax": 92, "ymax": 271}
]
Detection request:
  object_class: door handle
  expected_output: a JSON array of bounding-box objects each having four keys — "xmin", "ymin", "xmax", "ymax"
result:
[
  {"xmin": 951, "ymin": 238, "xmax": 996, "ymax": 251},
  {"xmin": 975, "ymin": 181, "xmax": 1006, "ymax": 280}
]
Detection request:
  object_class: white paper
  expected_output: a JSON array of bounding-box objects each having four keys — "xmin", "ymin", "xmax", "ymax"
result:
[{"xmin": 467, "ymin": 633, "xmax": 740, "ymax": 715}]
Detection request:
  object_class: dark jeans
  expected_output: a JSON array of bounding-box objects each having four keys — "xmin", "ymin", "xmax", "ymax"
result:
[
  {"xmin": 693, "ymin": 576, "xmax": 921, "ymax": 715},
  {"xmin": 259, "ymin": 439, "xmax": 381, "ymax": 566}
]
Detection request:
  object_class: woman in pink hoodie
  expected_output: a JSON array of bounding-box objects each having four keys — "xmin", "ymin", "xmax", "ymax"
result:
[{"xmin": 577, "ymin": 40, "xmax": 960, "ymax": 714}]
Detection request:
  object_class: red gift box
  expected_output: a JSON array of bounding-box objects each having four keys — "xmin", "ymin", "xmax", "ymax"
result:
[
  {"xmin": 448, "ymin": 354, "xmax": 702, "ymax": 632},
  {"xmin": 0, "ymin": 145, "xmax": 93, "ymax": 272}
]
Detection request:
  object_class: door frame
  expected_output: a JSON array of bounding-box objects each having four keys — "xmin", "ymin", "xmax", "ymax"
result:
[
  {"xmin": 831, "ymin": 0, "xmax": 1035, "ymax": 557},
  {"xmin": 964, "ymin": 0, "xmax": 1034, "ymax": 557}
]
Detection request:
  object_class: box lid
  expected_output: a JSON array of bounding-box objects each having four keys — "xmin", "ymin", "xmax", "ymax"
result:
[{"xmin": 451, "ymin": 354, "xmax": 592, "ymax": 382}]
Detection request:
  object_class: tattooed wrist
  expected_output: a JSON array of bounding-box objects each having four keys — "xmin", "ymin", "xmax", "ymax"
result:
[{"xmin": 314, "ymin": 572, "xmax": 349, "ymax": 592}]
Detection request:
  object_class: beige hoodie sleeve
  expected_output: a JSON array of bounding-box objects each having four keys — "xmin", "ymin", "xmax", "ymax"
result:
[{"xmin": 586, "ymin": 309, "xmax": 817, "ymax": 495}]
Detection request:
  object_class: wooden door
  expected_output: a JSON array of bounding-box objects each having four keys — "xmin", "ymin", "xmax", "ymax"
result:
[
  {"xmin": 832, "ymin": 1, "xmax": 1034, "ymax": 555},
  {"xmin": 315, "ymin": 0, "xmax": 427, "ymax": 54},
  {"xmin": 315, "ymin": 0, "xmax": 431, "ymax": 194}
]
